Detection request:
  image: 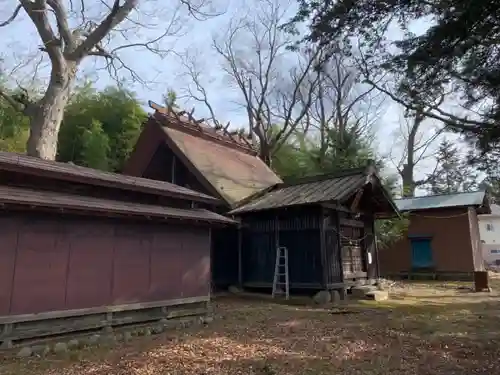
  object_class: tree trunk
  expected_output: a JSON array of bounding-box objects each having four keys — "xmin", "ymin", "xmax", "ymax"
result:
[
  {"xmin": 401, "ymin": 163, "xmax": 415, "ymax": 197},
  {"xmin": 26, "ymin": 63, "xmax": 76, "ymax": 160},
  {"xmin": 260, "ymin": 143, "xmax": 272, "ymax": 167},
  {"xmin": 401, "ymin": 113, "xmax": 422, "ymax": 197}
]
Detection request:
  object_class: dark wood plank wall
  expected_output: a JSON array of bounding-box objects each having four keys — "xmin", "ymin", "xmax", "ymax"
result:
[
  {"xmin": 0, "ymin": 212, "xmax": 210, "ymax": 317},
  {"xmin": 142, "ymin": 144, "xmax": 210, "ymax": 196}
]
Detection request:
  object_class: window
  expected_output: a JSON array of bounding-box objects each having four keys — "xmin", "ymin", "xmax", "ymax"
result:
[
  {"xmin": 490, "ymin": 249, "xmax": 500, "ymax": 254},
  {"xmin": 487, "ymin": 223, "xmax": 494, "ymax": 231}
]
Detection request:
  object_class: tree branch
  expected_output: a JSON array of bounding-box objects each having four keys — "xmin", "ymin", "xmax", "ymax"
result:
[
  {"xmin": 0, "ymin": 4, "xmax": 22, "ymax": 27},
  {"xmin": 364, "ymin": 78, "xmax": 490, "ymax": 132},
  {"xmin": 68, "ymin": 0, "xmax": 137, "ymax": 61},
  {"xmin": 0, "ymin": 88, "xmax": 21, "ymax": 111},
  {"xmin": 46, "ymin": 0, "xmax": 75, "ymax": 51},
  {"xmin": 20, "ymin": 0, "xmax": 65, "ymax": 68}
]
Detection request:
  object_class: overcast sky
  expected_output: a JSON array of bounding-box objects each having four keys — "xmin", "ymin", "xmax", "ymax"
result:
[{"xmin": 0, "ymin": 0, "xmax": 458, "ymax": 193}]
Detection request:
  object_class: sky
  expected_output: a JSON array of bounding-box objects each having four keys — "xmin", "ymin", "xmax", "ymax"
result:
[{"xmin": 0, "ymin": 0, "xmax": 457, "ymax": 194}]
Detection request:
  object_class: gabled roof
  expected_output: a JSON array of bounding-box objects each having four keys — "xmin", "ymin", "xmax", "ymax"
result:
[
  {"xmin": 394, "ymin": 191, "xmax": 489, "ymax": 212},
  {"xmin": 228, "ymin": 165, "xmax": 398, "ymax": 216},
  {"xmin": 0, "ymin": 151, "xmax": 220, "ymax": 205},
  {"xmin": 124, "ymin": 101, "xmax": 282, "ymax": 207}
]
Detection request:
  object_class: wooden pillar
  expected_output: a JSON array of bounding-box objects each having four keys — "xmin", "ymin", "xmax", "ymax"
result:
[
  {"xmin": 208, "ymin": 227, "xmax": 213, "ymax": 296},
  {"xmin": 237, "ymin": 222, "xmax": 243, "ymax": 288},
  {"xmin": 336, "ymin": 210, "xmax": 345, "ymax": 284},
  {"xmin": 319, "ymin": 206, "xmax": 328, "ymax": 289},
  {"xmin": 372, "ymin": 219, "xmax": 381, "ymax": 279},
  {"xmin": 171, "ymin": 155, "xmax": 176, "ymax": 184},
  {"xmin": 467, "ymin": 207, "xmax": 484, "ymax": 271},
  {"xmin": 274, "ymin": 214, "xmax": 280, "ymax": 249},
  {"xmin": 335, "ymin": 210, "xmax": 347, "ymax": 299}
]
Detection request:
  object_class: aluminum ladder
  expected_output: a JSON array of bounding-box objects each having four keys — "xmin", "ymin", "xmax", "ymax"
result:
[{"xmin": 272, "ymin": 246, "xmax": 290, "ymax": 300}]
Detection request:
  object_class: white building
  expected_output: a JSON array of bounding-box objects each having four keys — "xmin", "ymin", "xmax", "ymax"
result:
[{"xmin": 478, "ymin": 204, "xmax": 500, "ymax": 269}]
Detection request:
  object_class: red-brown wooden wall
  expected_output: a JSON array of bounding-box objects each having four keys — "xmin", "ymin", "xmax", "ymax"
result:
[{"xmin": 0, "ymin": 212, "xmax": 210, "ymax": 316}]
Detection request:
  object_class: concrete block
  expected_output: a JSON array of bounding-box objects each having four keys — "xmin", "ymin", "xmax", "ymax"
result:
[
  {"xmin": 313, "ymin": 290, "xmax": 332, "ymax": 305},
  {"xmin": 53, "ymin": 342, "xmax": 68, "ymax": 354},
  {"xmin": 365, "ymin": 290, "xmax": 389, "ymax": 301},
  {"xmin": 67, "ymin": 339, "xmax": 80, "ymax": 350},
  {"xmin": 351, "ymin": 285, "xmax": 377, "ymax": 298},
  {"xmin": 228, "ymin": 285, "xmax": 243, "ymax": 294},
  {"xmin": 86, "ymin": 334, "xmax": 100, "ymax": 345},
  {"xmin": 17, "ymin": 347, "xmax": 32, "ymax": 358},
  {"xmin": 331, "ymin": 290, "xmax": 342, "ymax": 304},
  {"xmin": 32, "ymin": 344, "xmax": 50, "ymax": 357}
]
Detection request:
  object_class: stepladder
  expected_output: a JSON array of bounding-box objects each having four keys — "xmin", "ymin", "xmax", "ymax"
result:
[{"xmin": 272, "ymin": 246, "xmax": 290, "ymax": 299}]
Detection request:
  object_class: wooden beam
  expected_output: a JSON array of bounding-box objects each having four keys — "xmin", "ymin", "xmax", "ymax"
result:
[
  {"xmin": 0, "ymin": 296, "xmax": 210, "ymax": 325},
  {"xmin": 321, "ymin": 203, "xmax": 351, "ymax": 213},
  {"xmin": 339, "ymin": 218, "xmax": 364, "ymax": 228},
  {"xmin": 350, "ymin": 188, "xmax": 364, "ymax": 212}
]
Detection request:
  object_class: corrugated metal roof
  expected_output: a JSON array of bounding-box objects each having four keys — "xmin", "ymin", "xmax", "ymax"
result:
[
  {"xmin": 228, "ymin": 170, "xmax": 368, "ymax": 215},
  {"xmin": 0, "ymin": 185, "xmax": 235, "ymax": 224},
  {"xmin": 162, "ymin": 126, "xmax": 282, "ymax": 206},
  {"xmin": 394, "ymin": 191, "xmax": 487, "ymax": 212},
  {"xmin": 0, "ymin": 151, "xmax": 219, "ymax": 204}
]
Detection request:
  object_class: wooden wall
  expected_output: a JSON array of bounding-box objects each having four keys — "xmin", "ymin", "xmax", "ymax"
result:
[
  {"xmin": 0, "ymin": 211, "xmax": 210, "ymax": 317},
  {"xmin": 379, "ymin": 207, "xmax": 476, "ymax": 275}
]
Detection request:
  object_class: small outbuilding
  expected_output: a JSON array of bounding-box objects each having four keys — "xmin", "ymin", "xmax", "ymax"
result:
[
  {"xmin": 229, "ymin": 167, "xmax": 398, "ymax": 293},
  {"xmin": 379, "ymin": 191, "xmax": 490, "ymax": 280},
  {"xmin": 0, "ymin": 151, "xmax": 234, "ymax": 347}
]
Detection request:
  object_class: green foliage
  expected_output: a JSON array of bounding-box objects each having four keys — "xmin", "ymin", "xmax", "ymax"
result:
[
  {"xmin": 375, "ymin": 213, "xmax": 410, "ymax": 249},
  {"xmin": 163, "ymin": 89, "xmax": 179, "ymax": 109},
  {"xmin": 57, "ymin": 83, "xmax": 147, "ymax": 171},
  {"xmin": 80, "ymin": 120, "xmax": 110, "ymax": 170},
  {"xmin": 0, "ymin": 85, "xmax": 31, "ymax": 153},
  {"xmin": 273, "ymin": 128, "xmax": 375, "ymax": 179},
  {"xmin": 425, "ymin": 140, "xmax": 478, "ymax": 194},
  {"xmin": 291, "ymin": 0, "xmax": 500, "ymax": 151},
  {"xmin": 273, "ymin": 127, "xmax": 407, "ymax": 248}
]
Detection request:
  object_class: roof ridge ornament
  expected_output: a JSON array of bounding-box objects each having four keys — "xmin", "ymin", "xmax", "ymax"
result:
[{"xmin": 148, "ymin": 100, "xmax": 258, "ymax": 155}]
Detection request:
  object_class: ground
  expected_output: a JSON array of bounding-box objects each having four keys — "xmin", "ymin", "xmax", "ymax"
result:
[{"xmin": 1, "ymin": 277, "xmax": 500, "ymax": 375}]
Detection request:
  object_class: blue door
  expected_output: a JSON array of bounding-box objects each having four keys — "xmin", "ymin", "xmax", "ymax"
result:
[{"xmin": 410, "ymin": 238, "xmax": 433, "ymax": 269}]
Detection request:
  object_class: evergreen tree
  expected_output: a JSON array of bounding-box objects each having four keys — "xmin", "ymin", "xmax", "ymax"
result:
[
  {"xmin": 163, "ymin": 89, "xmax": 180, "ymax": 109},
  {"xmin": 290, "ymin": 0, "xmax": 500, "ymax": 152},
  {"xmin": 426, "ymin": 140, "xmax": 478, "ymax": 194}
]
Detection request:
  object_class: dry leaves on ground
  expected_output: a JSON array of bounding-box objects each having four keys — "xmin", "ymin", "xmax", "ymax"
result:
[{"xmin": 1, "ymin": 280, "xmax": 500, "ymax": 375}]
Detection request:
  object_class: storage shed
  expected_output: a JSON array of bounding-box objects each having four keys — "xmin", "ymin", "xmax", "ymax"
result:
[
  {"xmin": 228, "ymin": 167, "xmax": 398, "ymax": 293},
  {"xmin": 0, "ymin": 152, "xmax": 234, "ymax": 347},
  {"xmin": 379, "ymin": 191, "xmax": 490, "ymax": 280}
]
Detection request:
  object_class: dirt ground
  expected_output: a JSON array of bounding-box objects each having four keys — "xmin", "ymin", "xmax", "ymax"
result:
[{"xmin": 2, "ymin": 277, "xmax": 500, "ymax": 375}]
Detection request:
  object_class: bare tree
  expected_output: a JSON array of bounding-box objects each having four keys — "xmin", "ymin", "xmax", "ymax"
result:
[
  {"xmin": 389, "ymin": 102, "xmax": 445, "ymax": 197},
  {"xmin": 0, "ymin": 0, "xmax": 219, "ymax": 160},
  {"xmin": 180, "ymin": 0, "xmax": 321, "ymax": 165},
  {"xmin": 354, "ymin": 50, "xmax": 450, "ymax": 196},
  {"xmin": 302, "ymin": 47, "xmax": 384, "ymax": 167}
]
